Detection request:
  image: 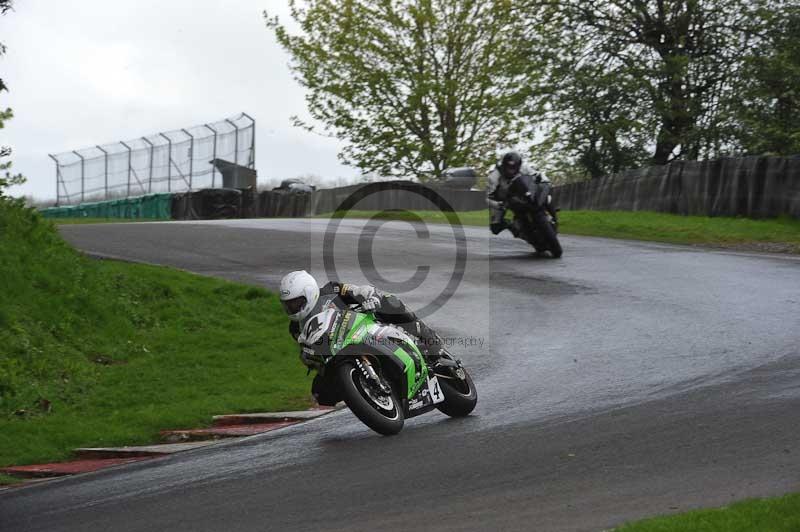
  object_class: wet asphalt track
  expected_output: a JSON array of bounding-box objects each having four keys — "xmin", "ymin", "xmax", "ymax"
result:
[{"xmin": 2, "ymin": 218, "xmax": 799, "ymax": 531}]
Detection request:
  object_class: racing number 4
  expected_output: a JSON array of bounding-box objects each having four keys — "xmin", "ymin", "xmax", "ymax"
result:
[{"xmin": 428, "ymin": 376, "xmax": 445, "ymax": 405}]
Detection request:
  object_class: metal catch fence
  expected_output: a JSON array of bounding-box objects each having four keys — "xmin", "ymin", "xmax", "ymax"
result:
[{"xmin": 49, "ymin": 112, "xmax": 255, "ymax": 205}]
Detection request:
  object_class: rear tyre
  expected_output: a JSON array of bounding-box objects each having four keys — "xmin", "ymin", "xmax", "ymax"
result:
[
  {"xmin": 337, "ymin": 360, "xmax": 404, "ymax": 435},
  {"xmin": 436, "ymin": 369, "xmax": 477, "ymax": 417}
]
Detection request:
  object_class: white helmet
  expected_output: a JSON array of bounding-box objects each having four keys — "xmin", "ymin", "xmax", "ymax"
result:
[{"xmin": 279, "ymin": 270, "xmax": 320, "ymax": 322}]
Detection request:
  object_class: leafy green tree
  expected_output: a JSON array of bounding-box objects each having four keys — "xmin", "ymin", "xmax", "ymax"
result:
[
  {"xmin": 0, "ymin": 109, "xmax": 25, "ymax": 198},
  {"xmin": 0, "ymin": 0, "xmax": 12, "ymax": 95},
  {"xmin": 0, "ymin": 0, "xmax": 25, "ymax": 199},
  {"xmin": 729, "ymin": 5, "xmax": 800, "ymax": 155},
  {"xmin": 528, "ymin": 0, "xmax": 779, "ymax": 174},
  {"xmin": 532, "ymin": 61, "xmax": 652, "ymax": 180},
  {"xmin": 265, "ymin": 0, "xmax": 534, "ymax": 181}
]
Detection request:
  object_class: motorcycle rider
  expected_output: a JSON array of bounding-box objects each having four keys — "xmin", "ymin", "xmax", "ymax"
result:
[
  {"xmin": 486, "ymin": 151, "xmax": 556, "ymax": 236},
  {"xmin": 279, "ymin": 270, "xmax": 443, "ymax": 370}
]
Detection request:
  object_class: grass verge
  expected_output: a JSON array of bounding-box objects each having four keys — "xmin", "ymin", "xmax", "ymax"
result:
[
  {"xmin": 325, "ymin": 209, "xmax": 800, "ymax": 252},
  {"xmin": 0, "ymin": 204, "xmax": 308, "ymax": 477},
  {"xmin": 616, "ymin": 493, "xmax": 800, "ymax": 531},
  {"xmin": 0, "ymin": 474, "xmax": 23, "ymax": 486},
  {"xmin": 47, "ymin": 217, "xmax": 171, "ymax": 225}
]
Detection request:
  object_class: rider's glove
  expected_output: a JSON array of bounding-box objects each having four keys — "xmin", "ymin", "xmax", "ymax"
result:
[{"xmin": 360, "ymin": 295, "xmax": 381, "ymax": 312}]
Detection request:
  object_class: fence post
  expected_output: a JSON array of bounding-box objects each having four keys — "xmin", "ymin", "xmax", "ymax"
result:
[
  {"xmin": 204, "ymin": 123, "xmax": 218, "ymax": 188},
  {"xmin": 141, "ymin": 137, "xmax": 154, "ymax": 193},
  {"xmin": 181, "ymin": 128, "xmax": 194, "ymax": 191},
  {"xmin": 72, "ymin": 151, "xmax": 85, "ymax": 204},
  {"xmin": 241, "ymin": 112, "xmax": 255, "ymax": 169},
  {"xmin": 225, "ymin": 118, "xmax": 240, "ymax": 185},
  {"xmin": 96, "ymin": 145, "xmax": 109, "ymax": 200},
  {"xmin": 158, "ymin": 133, "xmax": 172, "ymax": 193},
  {"xmin": 225, "ymin": 118, "xmax": 239, "ymax": 166},
  {"xmin": 120, "ymin": 141, "xmax": 133, "ymax": 198},
  {"xmin": 48, "ymin": 154, "xmax": 61, "ymax": 206}
]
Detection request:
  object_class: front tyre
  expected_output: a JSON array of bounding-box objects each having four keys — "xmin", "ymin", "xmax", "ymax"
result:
[
  {"xmin": 537, "ymin": 213, "xmax": 563, "ymax": 258},
  {"xmin": 436, "ymin": 369, "xmax": 478, "ymax": 417},
  {"xmin": 337, "ymin": 361, "xmax": 404, "ymax": 435}
]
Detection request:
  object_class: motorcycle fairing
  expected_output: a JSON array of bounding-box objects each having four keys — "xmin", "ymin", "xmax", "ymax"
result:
[{"xmin": 301, "ymin": 306, "xmax": 429, "ymax": 401}]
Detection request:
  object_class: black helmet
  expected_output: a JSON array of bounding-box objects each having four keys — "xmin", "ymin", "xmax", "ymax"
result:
[{"xmin": 499, "ymin": 151, "xmax": 523, "ymax": 179}]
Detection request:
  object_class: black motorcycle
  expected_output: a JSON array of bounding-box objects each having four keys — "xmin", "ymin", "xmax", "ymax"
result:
[
  {"xmin": 441, "ymin": 166, "xmax": 562, "ymax": 257},
  {"xmin": 505, "ymin": 173, "xmax": 563, "ymax": 258}
]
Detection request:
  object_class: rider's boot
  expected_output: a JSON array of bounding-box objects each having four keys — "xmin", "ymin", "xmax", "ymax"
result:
[
  {"xmin": 490, "ymin": 219, "xmax": 520, "ymax": 237},
  {"xmin": 407, "ymin": 319, "xmax": 445, "ymax": 361}
]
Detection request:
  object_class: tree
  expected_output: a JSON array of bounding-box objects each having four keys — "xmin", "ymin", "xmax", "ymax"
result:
[
  {"xmin": 0, "ymin": 109, "xmax": 24, "ymax": 197},
  {"xmin": 729, "ymin": 5, "xmax": 800, "ymax": 155},
  {"xmin": 0, "ymin": 0, "xmax": 12, "ymax": 94},
  {"xmin": 531, "ymin": 58, "xmax": 653, "ymax": 180},
  {"xmin": 265, "ymin": 0, "xmax": 534, "ymax": 181},
  {"xmin": 528, "ymin": 0, "xmax": 777, "ymax": 172},
  {"xmin": 0, "ymin": 0, "xmax": 24, "ymax": 198}
]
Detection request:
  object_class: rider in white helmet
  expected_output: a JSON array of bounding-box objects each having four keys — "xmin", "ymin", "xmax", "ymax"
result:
[
  {"xmin": 279, "ymin": 270, "xmax": 441, "ymax": 367},
  {"xmin": 279, "ymin": 270, "xmax": 322, "ymax": 323}
]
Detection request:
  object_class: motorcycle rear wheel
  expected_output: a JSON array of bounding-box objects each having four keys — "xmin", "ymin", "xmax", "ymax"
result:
[{"xmin": 337, "ymin": 360, "xmax": 404, "ymax": 435}]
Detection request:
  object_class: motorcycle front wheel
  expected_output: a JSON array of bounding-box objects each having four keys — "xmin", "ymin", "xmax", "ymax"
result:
[
  {"xmin": 536, "ymin": 213, "xmax": 563, "ymax": 258},
  {"xmin": 337, "ymin": 360, "xmax": 404, "ymax": 435},
  {"xmin": 436, "ymin": 368, "xmax": 478, "ymax": 417}
]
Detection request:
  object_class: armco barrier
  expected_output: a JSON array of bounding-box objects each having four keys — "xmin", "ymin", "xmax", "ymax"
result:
[{"xmin": 553, "ymin": 155, "xmax": 800, "ymax": 218}]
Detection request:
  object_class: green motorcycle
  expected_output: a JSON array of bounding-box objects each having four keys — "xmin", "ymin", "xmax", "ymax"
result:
[{"xmin": 300, "ymin": 296, "xmax": 477, "ymax": 435}]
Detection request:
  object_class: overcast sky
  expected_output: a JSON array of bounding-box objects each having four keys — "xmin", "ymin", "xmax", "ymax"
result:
[{"xmin": 1, "ymin": 0, "xmax": 358, "ymax": 200}]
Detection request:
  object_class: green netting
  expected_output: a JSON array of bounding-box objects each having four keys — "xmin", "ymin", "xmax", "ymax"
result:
[{"xmin": 40, "ymin": 194, "xmax": 173, "ymax": 220}]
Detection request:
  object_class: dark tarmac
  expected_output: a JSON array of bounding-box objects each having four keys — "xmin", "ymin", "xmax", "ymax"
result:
[{"xmin": 2, "ymin": 218, "xmax": 798, "ymax": 531}]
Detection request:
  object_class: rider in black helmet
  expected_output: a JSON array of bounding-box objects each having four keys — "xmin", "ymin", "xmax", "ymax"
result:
[
  {"xmin": 485, "ymin": 151, "xmax": 554, "ymax": 236},
  {"xmin": 499, "ymin": 151, "xmax": 523, "ymax": 180}
]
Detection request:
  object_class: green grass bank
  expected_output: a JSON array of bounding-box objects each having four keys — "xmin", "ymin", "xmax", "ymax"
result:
[
  {"xmin": 49, "ymin": 217, "xmax": 172, "ymax": 225},
  {"xmin": 616, "ymin": 493, "xmax": 800, "ymax": 531},
  {"xmin": 326, "ymin": 209, "xmax": 800, "ymax": 252},
  {"xmin": 0, "ymin": 202, "xmax": 308, "ymax": 474}
]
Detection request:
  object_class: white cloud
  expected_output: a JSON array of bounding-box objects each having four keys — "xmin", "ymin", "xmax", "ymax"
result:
[{"xmin": 1, "ymin": 0, "xmax": 358, "ymax": 200}]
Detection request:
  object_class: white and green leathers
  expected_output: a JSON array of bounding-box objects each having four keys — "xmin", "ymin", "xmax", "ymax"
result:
[{"xmin": 298, "ymin": 294, "xmax": 428, "ymax": 400}]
